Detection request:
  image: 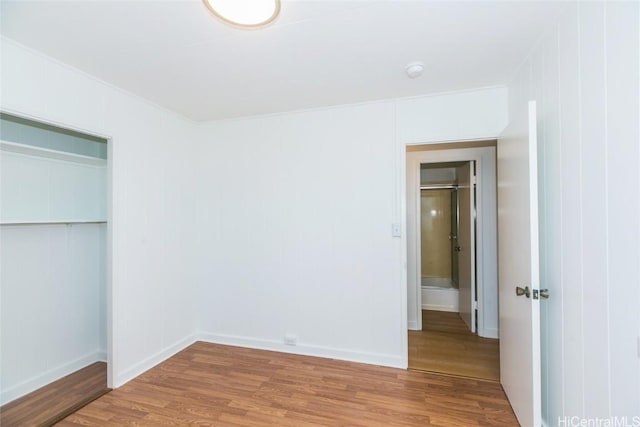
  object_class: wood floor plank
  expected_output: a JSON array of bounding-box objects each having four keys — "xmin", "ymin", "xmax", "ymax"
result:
[
  {"xmin": 57, "ymin": 342, "xmax": 517, "ymax": 426},
  {"xmin": 0, "ymin": 362, "xmax": 109, "ymax": 427},
  {"xmin": 409, "ymin": 310, "xmax": 500, "ymax": 381}
]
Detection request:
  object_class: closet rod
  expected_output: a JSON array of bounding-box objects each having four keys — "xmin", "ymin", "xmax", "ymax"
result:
[
  {"xmin": 1, "ymin": 220, "xmax": 107, "ymax": 226},
  {"xmin": 420, "ymin": 185, "xmax": 458, "ymax": 190}
]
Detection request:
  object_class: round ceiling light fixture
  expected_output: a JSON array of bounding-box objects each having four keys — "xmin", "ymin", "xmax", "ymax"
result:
[
  {"xmin": 405, "ymin": 61, "xmax": 424, "ymax": 79},
  {"xmin": 202, "ymin": 0, "xmax": 281, "ymax": 28}
]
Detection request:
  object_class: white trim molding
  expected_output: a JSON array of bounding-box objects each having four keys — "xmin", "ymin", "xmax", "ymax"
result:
[
  {"xmin": 113, "ymin": 334, "xmax": 198, "ymax": 388},
  {"xmin": 197, "ymin": 332, "xmax": 405, "ymax": 369}
]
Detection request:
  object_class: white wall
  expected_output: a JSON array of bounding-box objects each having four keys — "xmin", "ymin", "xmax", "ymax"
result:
[
  {"xmin": 0, "ymin": 37, "xmax": 199, "ymax": 388},
  {"xmin": 194, "ymin": 102, "xmax": 405, "ymax": 366},
  {"xmin": 194, "ymin": 87, "xmax": 506, "ymax": 367},
  {"xmin": 397, "ymin": 87, "xmax": 508, "ymax": 144},
  {"xmin": 508, "ymin": 2, "xmax": 640, "ymax": 422}
]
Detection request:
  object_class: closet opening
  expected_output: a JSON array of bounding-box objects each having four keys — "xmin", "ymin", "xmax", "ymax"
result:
[
  {"xmin": 406, "ymin": 141, "xmax": 499, "ymax": 381},
  {"xmin": 0, "ymin": 112, "xmax": 110, "ymax": 426}
]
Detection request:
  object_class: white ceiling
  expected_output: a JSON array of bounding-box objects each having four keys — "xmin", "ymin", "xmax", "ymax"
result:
[{"xmin": 1, "ymin": 1, "xmax": 566, "ymax": 121}]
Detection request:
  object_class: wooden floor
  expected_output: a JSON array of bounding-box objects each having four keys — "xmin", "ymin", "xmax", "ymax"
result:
[
  {"xmin": 0, "ymin": 361, "xmax": 109, "ymax": 427},
  {"xmin": 58, "ymin": 341, "xmax": 517, "ymax": 426},
  {"xmin": 408, "ymin": 310, "xmax": 500, "ymax": 381}
]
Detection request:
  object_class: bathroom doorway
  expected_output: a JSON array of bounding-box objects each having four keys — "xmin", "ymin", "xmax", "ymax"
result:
[
  {"xmin": 418, "ymin": 162, "xmax": 471, "ymax": 322},
  {"xmin": 406, "ymin": 142, "xmax": 499, "ymax": 380}
]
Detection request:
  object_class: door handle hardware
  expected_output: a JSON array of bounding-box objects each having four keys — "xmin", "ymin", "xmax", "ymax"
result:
[
  {"xmin": 540, "ymin": 289, "xmax": 549, "ymax": 299},
  {"xmin": 454, "ymin": 246, "xmax": 462, "ymax": 252},
  {"xmin": 515, "ymin": 286, "xmax": 530, "ymax": 298}
]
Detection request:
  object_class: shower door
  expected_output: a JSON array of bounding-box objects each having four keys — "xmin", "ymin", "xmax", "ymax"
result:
[
  {"xmin": 420, "ymin": 189, "xmax": 452, "ymax": 286},
  {"xmin": 450, "ymin": 188, "xmax": 459, "ymax": 288}
]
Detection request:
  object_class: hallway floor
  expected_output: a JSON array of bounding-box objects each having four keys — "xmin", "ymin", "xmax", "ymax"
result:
[{"xmin": 408, "ymin": 310, "xmax": 500, "ymax": 381}]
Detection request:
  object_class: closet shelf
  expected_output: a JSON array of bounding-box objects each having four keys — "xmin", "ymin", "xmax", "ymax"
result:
[
  {"xmin": 0, "ymin": 140, "xmax": 107, "ymax": 166},
  {"xmin": 1, "ymin": 220, "xmax": 107, "ymax": 226}
]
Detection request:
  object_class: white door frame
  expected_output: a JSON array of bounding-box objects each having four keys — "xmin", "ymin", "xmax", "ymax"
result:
[
  {"xmin": 405, "ymin": 143, "xmax": 498, "ymax": 338},
  {"xmin": 456, "ymin": 161, "xmax": 476, "ymax": 333}
]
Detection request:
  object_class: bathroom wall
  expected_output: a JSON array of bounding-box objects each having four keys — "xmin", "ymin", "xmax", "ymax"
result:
[
  {"xmin": 420, "ymin": 189, "xmax": 452, "ymax": 280},
  {"xmin": 420, "ymin": 167, "xmax": 456, "ymax": 185}
]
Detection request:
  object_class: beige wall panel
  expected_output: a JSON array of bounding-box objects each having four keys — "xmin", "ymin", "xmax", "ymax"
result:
[{"xmin": 420, "ymin": 189, "xmax": 452, "ymax": 279}]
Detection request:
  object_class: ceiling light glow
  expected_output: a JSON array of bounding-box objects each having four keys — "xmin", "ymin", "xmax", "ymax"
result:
[{"xmin": 202, "ymin": 0, "xmax": 280, "ymax": 28}]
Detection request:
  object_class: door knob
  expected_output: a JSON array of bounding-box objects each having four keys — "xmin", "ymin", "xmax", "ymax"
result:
[
  {"xmin": 516, "ymin": 286, "xmax": 530, "ymax": 298},
  {"xmin": 540, "ymin": 289, "xmax": 550, "ymax": 299}
]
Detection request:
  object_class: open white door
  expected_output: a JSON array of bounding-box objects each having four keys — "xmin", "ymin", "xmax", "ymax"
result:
[
  {"xmin": 497, "ymin": 100, "xmax": 541, "ymax": 427},
  {"xmin": 457, "ymin": 162, "xmax": 475, "ymax": 333}
]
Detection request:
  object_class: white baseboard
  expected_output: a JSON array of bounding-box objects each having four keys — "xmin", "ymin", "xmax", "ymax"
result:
[
  {"xmin": 196, "ymin": 332, "xmax": 404, "ymax": 369},
  {"xmin": 114, "ymin": 334, "xmax": 198, "ymax": 388},
  {"xmin": 407, "ymin": 320, "xmax": 419, "ymax": 330},
  {"xmin": 2, "ymin": 332, "xmax": 408, "ymax": 406},
  {"xmin": 478, "ymin": 327, "xmax": 499, "ymax": 339},
  {"xmin": 108, "ymin": 331, "xmax": 404, "ymax": 395},
  {"xmin": 0, "ymin": 350, "xmax": 105, "ymax": 405},
  {"xmin": 421, "ymin": 303, "xmax": 458, "ymax": 312}
]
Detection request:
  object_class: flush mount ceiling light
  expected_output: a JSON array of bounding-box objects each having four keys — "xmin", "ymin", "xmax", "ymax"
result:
[{"xmin": 202, "ymin": 0, "xmax": 281, "ymax": 28}]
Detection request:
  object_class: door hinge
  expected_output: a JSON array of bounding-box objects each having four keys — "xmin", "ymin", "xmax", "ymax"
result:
[
  {"xmin": 473, "ymin": 301, "xmax": 478, "ymax": 310},
  {"xmin": 472, "ymin": 175, "xmax": 477, "ymax": 185},
  {"xmin": 532, "ymin": 288, "xmax": 550, "ymax": 300}
]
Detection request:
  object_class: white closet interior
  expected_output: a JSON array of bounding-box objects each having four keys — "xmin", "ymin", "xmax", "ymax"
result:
[{"xmin": 0, "ymin": 113, "xmax": 107, "ymax": 405}]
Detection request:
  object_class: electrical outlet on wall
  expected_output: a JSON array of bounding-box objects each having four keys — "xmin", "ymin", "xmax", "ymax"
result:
[{"xmin": 284, "ymin": 334, "xmax": 297, "ymax": 346}]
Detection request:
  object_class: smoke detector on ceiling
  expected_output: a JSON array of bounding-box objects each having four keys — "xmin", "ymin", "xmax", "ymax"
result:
[{"xmin": 405, "ymin": 61, "xmax": 424, "ymax": 79}]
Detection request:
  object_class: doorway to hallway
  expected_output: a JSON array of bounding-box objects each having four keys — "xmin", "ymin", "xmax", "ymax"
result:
[{"xmin": 406, "ymin": 141, "xmax": 499, "ymax": 380}]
